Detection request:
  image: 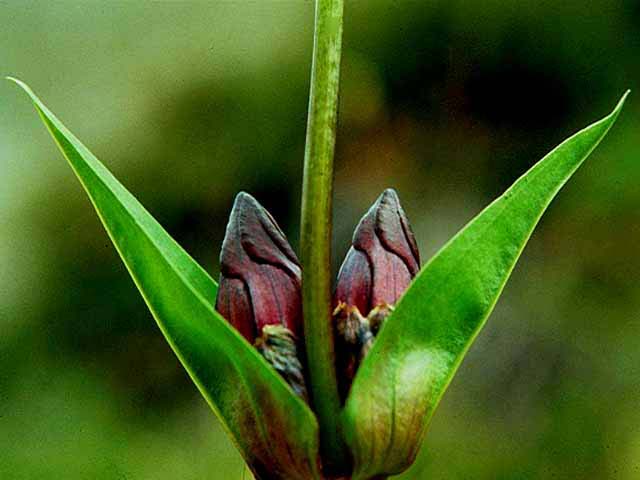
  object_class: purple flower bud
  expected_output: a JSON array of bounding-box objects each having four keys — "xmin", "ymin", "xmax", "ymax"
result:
[
  {"xmin": 334, "ymin": 188, "xmax": 420, "ymax": 395},
  {"xmin": 335, "ymin": 188, "xmax": 420, "ymax": 315},
  {"xmin": 216, "ymin": 192, "xmax": 302, "ymax": 343},
  {"xmin": 215, "ymin": 193, "xmax": 308, "ymax": 400}
]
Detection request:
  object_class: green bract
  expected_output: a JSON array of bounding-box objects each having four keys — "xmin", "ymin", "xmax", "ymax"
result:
[
  {"xmin": 342, "ymin": 91, "xmax": 629, "ymax": 479},
  {"xmin": 8, "ymin": 78, "xmax": 321, "ymax": 480},
  {"xmin": 10, "ymin": 76, "xmax": 628, "ymax": 480}
]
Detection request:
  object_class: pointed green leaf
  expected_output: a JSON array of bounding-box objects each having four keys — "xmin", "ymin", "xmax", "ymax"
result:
[
  {"xmin": 10, "ymin": 78, "xmax": 320, "ymax": 480},
  {"xmin": 342, "ymin": 92, "xmax": 629, "ymax": 480}
]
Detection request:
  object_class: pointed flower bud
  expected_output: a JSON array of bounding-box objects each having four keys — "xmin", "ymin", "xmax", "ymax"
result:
[
  {"xmin": 336, "ymin": 188, "xmax": 420, "ymax": 311},
  {"xmin": 334, "ymin": 188, "xmax": 420, "ymax": 394},
  {"xmin": 215, "ymin": 192, "xmax": 308, "ymax": 399}
]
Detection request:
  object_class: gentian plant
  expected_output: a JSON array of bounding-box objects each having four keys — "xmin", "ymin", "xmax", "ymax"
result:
[{"xmin": 9, "ymin": 1, "xmax": 628, "ymax": 479}]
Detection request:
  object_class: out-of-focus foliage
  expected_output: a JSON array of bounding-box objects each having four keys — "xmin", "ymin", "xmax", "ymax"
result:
[{"xmin": 1, "ymin": 1, "xmax": 638, "ymax": 479}]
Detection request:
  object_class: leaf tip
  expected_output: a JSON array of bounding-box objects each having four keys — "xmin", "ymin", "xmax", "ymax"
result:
[
  {"xmin": 612, "ymin": 90, "xmax": 630, "ymax": 116},
  {"xmin": 6, "ymin": 77, "xmax": 41, "ymax": 107},
  {"xmin": 5, "ymin": 76, "xmax": 29, "ymax": 91}
]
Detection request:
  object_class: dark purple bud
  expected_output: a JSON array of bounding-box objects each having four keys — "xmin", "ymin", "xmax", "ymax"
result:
[
  {"xmin": 216, "ymin": 192, "xmax": 308, "ymax": 400},
  {"xmin": 335, "ymin": 188, "xmax": 420, "ymax": 315},
  {"xmin": 334, "ymin": 188, "xmax": 420, "ymax": 396},
  {"xmin": 215, "ymin": 192, "xmax": 302, "ymax": 342}
]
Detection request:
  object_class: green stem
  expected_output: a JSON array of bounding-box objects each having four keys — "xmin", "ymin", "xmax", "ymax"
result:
[{"xmin": 300, "ymin": 0, "xmax": 347, "ymax": 472}]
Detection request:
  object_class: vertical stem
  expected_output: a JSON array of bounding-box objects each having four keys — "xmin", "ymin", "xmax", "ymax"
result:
[{"xmin": 300, "ymin": 0, "xmax": 347, "ymax": 472}]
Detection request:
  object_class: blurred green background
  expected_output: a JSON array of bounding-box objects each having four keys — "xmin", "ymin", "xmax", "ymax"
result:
[{"xmin": 1, "ymin": 1, "xmax": 639, "ymax": 479}]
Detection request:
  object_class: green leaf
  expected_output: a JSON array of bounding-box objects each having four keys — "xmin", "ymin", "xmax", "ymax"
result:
[
  {"xmin": 342, "ymin": 92, "xmax": 629, "ymax": 480},
  {"xmin": 10, "ymin": 78, "xmax": 320, "ymax": 480}
]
